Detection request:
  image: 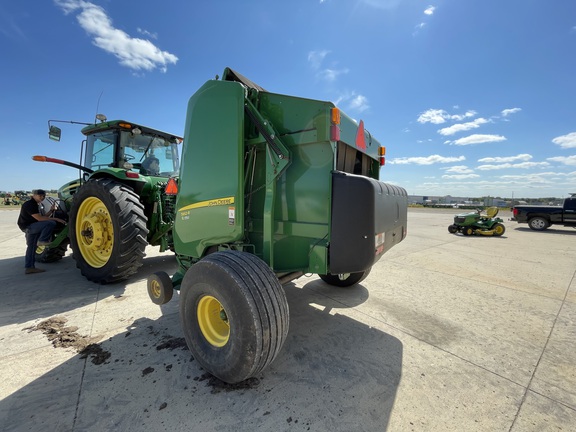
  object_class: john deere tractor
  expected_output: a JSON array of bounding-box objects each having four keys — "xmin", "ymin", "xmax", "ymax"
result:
[
  {"xmin": 448, "ymin": 207, "xmax": 506, "ymax": 236},
  {"xmin": 146, "ymin": 68, "xmax": 408, "ymax": 383},
  {"xmin": 34, "ymin": 117, "xmax": 182, "ymax": 283}
]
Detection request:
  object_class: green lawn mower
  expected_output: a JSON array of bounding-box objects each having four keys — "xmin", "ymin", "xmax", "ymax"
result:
[{"xmin": 448, "ymin": 207, "xmax": 505, "ymax": 236}]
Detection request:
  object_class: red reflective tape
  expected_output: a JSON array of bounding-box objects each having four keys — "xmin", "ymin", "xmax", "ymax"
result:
[
  {"xmin": 330, "ymin": 124, "xmax": 340, "ymax": 141},
  {"xmin": 356, "ymin": 120, "xmax": 366, "ymax": 150}
]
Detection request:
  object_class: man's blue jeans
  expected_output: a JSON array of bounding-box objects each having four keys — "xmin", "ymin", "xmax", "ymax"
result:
[{"xmin": 25, "ymin": 220, "xmax": 57, "ymax": 268}]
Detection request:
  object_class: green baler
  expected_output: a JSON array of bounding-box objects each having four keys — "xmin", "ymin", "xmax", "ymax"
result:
[{"xmin": 148, "ymin": 68, "xmax": 407, "ymax": 383}]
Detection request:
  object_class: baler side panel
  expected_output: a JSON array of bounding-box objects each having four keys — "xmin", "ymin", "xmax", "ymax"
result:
[{"xmin": 174, "ymin": 81, "xmax": 245, "ymax": 259}]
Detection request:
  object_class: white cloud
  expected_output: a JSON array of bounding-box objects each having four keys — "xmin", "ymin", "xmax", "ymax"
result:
[
  {"xmin": 478, "ymin": 154, "xmax": 532, "ymax": 163},
  {"xmin": 552, "ymin": 132, "xmax": 576, "ymax": 149},
  {"xmin": 335, "ymin": 91, "xmax": 369, "ymax": 113},
  {"xmin": 442, "ymin": 174, "xmax": 480, "ymax": 179},
  {"xmin": 424, "ymin": 5, "xmax": 436, "ymax": 15},
  {"xmin": 547, "ymin": 155, "xmax": 576, "ymax": 166},
  {"xmin": 307, "ymin": 50, "xmax": 330, "ymax": 70},
  {"xmin": 437, "ymin": 118, "xmax": 489, "ymax": 136},
  {"xmin": 389, "ymin": 155, "xmax": 466, "ymax": 165},
  {"xmin": 348, "ymin": 94, "xmax": 369, "ymax": 112},
  {"xmin": 137, "ymin": 28, "xmax": 157, "ymax": 39},
  {"xmin": 417, "ymin": 108, "xmax": 476, "ymax": 124},
  {"xmin": 317, "ymin": 68, "xmax": 349, "ymax": 82},
  {"xmin": 501, "ymin": 107, "xmax": 521, "ymax": 117},
  {"xmin": 476, "ymin": 162, "xmax": 550, "ymax": 170},
  {"xmin": 450, "ymin": 134, "xmax": 506, "ymax": 146},
  {"xmin": 417, "ymin": 109, "xmax": 449, "ymax": 124},
  {"xmin": 442, "ymin": 165, "xmax": 474, "ymax": 174},
  {"xmin": 54, "ymin": 0, "xmax": 178, "ymax": 72}
]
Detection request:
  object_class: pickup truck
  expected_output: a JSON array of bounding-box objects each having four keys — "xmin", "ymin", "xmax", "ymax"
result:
[{"xmin": 512, "ymin": 194, "xmax": 576, "ymax": 230}]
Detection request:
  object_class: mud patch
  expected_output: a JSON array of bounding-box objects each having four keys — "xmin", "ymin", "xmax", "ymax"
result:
[
  {"xmin": 196, "ymin": 373, "xmax": 260, "ymax": 394},
  {"xmin": 28, "ymin": 317, "xmax": 110, "ymax": 365},
  {"xmin": 156, "ymin": 337, "xmax": 188, "ymax": 351}
]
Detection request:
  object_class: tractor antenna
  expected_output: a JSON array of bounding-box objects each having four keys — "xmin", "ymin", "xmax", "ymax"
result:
[{"xmin": 94, "ymin": 90, "xmax": 104, "ymax": 123}]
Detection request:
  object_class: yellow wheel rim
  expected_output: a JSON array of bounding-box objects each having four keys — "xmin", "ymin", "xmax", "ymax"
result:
[
  {"xmin": 150, "ymin": 279, "xmax": 162, "ymax": 299},
  {"xmin": 494, "ymin": 225, "xmax": 504, "ymax": 235},
  {"xmin": 197, "ymin": 295, "xmax": 230, "ymax": 347},
  {"xmin": 75, "ymin": 197, "xmax": 114, "ymax": 268}
]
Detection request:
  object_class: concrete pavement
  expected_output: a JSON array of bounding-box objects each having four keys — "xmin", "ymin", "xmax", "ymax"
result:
[{"xmin": 0, "ymin": 207, "xmax": 574, "ymax": 431}]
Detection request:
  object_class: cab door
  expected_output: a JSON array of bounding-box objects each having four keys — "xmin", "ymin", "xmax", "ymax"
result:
[{"xmin": 563, "ymin": 197, "xmax": 576, "ymax": 224}]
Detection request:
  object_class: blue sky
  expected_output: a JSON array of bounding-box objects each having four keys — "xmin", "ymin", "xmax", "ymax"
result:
[{"xmin": 1, "ymin": 0, "xmax": 575, "ymax": 198}]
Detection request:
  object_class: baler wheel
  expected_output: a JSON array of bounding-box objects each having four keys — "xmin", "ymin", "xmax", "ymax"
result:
[
  {"xmin": 69, "ymin": 179, "xmax": 148, "ymax": 283},
  {"xmin": 148, "ymin": 271, "xmax": 174, "ymax": 305},
  {"xmin": 319, "ymin": 267, "xmax": 372, "ymax": 287},
  {"xmin": 179, "ymin": 251, "xmax": 289, "ymax": 384}
]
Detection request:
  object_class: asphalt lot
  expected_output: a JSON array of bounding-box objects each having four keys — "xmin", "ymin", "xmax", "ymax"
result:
[{"xmin": 1, "ymin": 207, "xmax": 575, "ymax": 431}]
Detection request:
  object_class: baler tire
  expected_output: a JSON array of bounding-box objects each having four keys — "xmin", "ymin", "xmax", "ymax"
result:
[
  {"xmin": 528, "ymin": 217, "xmax": 549, "ymax": 231},
  {"xmin": 179, "ymin": 250, "xmax": 289, "ymax": 384},
  {"xmin": 319, "ymin": 267, "xmax": 372, "ymax": 287},
  {"xmin": 69, "ymin": 178, "xmax": 149, "ymax": 284},
  {"xmin": 36, "ymin": 240, "xmax": 68, "ymax": 263},
  {"xmin": 148, "ymin": 271, "xmax": 174, "ymax": 305}
]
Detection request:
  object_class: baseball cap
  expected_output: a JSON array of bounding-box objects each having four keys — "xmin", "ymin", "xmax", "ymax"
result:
[{"xmin": 32, "ymin": 189, "xmax": 46, "ymax": 196}]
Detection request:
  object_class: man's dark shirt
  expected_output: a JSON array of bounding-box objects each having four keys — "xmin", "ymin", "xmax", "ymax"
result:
[{"xmin": 17, "ymin": 198, "xmax": 41, "ymax": 231}]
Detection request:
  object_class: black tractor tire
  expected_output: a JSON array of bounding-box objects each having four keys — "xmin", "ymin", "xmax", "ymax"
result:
[
  {"xmin": 528, "ymin": 217, "xmax": 549, "ymax": 231},
  {"xmin": 179, "ymin": 250, "xmax": 289, "ymax": 384},
  {"xmin": 148, "ymin": 271, "xmax": 174, "ymax": 305},
  {"xmin": 35, "ymin": 240, "xmax": 69, "ymax": 263},
  {"xmin": 448, "ymin": 224, "xmax": 458, "ymax": 234},
  {"xmin": 319, "ymin": 267, "xmax": 372, "ymax": 287},
  {"xmin": 462, "ymin": 227, "xmax": 474, "ymax": 236},
  {"xmin": 69, "ymin": 178, "xmax": 149, "ymax": 284},
  {"xmin": 492, "ymin": 223, "xmax": 506, "ymax": 236}
]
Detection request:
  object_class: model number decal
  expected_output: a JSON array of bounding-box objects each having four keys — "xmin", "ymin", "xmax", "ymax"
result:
[{"xmin": 179, "ymin": 196, "xmax": 235, "ymax": 215}]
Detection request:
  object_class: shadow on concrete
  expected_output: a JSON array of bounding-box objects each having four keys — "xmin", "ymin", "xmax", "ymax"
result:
[
  {"xmin": 514, "ymin": 227, "xmax": 576, "ymax": 235},
  {"xmin": 0, "ymin": 253, "xmax": 178, "ymax": 327},
  {"xmin": 0, "ymin": 280, "xmax": 403, "ymax": 431}
]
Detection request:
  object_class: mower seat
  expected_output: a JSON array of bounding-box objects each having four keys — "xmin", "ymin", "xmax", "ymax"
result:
[{"xmin": 486, "ymin": 207, "xmax": 499, "ymax": 218}]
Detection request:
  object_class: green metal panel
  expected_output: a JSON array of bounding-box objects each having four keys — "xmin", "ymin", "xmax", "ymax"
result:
[
  {"xmin": 174, "ymin": 80, "xmax": 245, "ymax": 258},
  {"xmin": 245, "ymin": 93, "xmax": 334, "ymax": 273}
]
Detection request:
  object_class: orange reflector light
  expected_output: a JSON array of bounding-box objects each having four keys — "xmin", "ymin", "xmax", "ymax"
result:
[
  {"xmin": 380, "ymin": 156, "xmax": 385, "ymax": 166},
  {"xmin": 378, "ymin": 146, "xmax": 386, "ymax": 156},
  {"xmin": 331, "ymin": 107, "xmax": 341, "ymax": 125},
  {"xmin": 119, "ymin": 123, "xmax": 132, "ymax": 129},
  {"xmin": 32, "ymin": 155, "xmax": 47, "ymax": 162},
  {"xmin": 165, "ymin": 178, "xmax": 178, "ymax": 195}
]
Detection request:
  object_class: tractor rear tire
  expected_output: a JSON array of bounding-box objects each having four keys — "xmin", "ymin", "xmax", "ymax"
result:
[
  {"xmin": 319, "ymin": 267, "xmax": 372, "ymax": 287},
  {"xmin": 148, "ymin": 271, "xmax": 174, "ymax": 305},
  {"xmin": 69, "ymin": 178, "xmax": 149, "ymax": 284},
  {"xmin": 36, "ymin": 240, "xmax": 69, "ymax": 263},
  {"xmin": 179, "ymin": 251, "xmax": 289, "ymax": 384}
]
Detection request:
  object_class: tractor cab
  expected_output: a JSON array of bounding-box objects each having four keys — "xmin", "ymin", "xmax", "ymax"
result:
[
  {"xmin": 80, "ymin": 120, "xmax": 182, "ymax": 177},
  {"xmin": 48, "ymin": 116, "xmax": 182, "ymax": 178}
]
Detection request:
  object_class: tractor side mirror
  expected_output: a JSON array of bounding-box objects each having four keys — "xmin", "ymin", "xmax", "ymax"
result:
[{"xmin": 49, "ymin": 126, "xmax": 62, "ymax": 142}]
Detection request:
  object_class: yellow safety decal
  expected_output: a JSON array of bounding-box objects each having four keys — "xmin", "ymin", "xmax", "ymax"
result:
[{"xmin": 179, "ymin": 196, "xmax": 235, "ymax": 212}]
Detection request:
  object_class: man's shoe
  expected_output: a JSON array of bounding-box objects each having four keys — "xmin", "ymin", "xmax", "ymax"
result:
[
  {"xmin": 37, "ymin": 241, "xmax": 51, "ymax": 247},
  {"xmin": 25, "ymin": 268, "xmax": 46, "ymax": 274}
]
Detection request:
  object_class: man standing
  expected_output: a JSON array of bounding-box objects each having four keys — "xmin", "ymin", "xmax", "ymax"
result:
[{"xmin": 17, "ymin": 189, "xmax": 66, "ymax": 274}]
